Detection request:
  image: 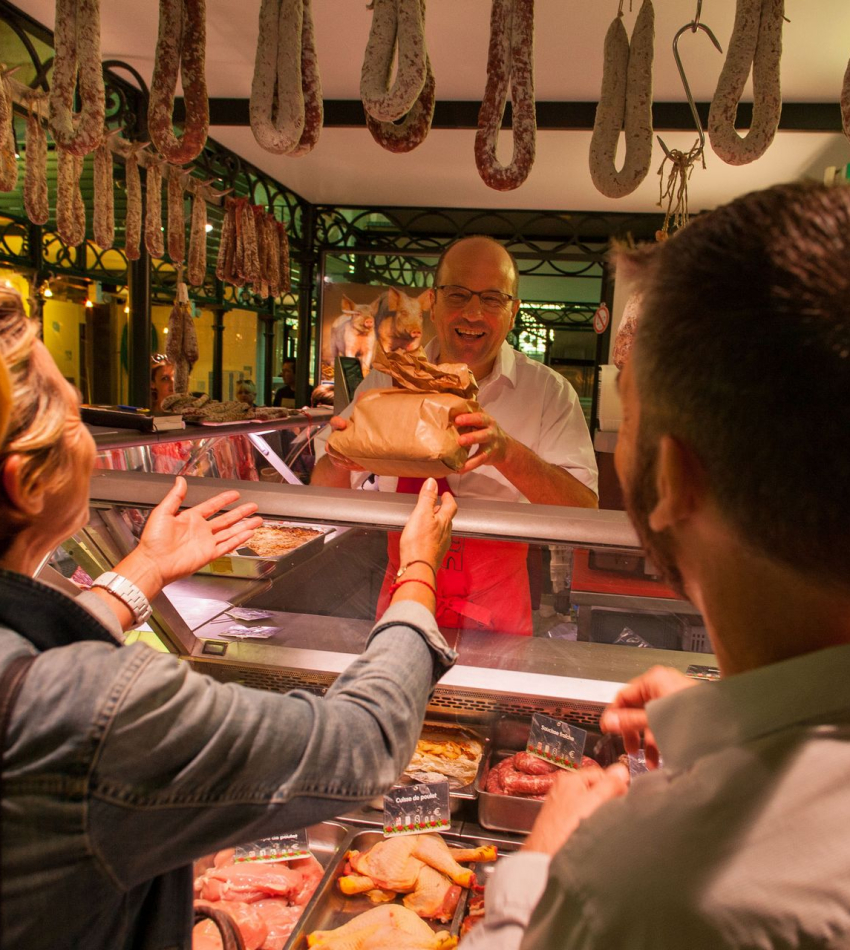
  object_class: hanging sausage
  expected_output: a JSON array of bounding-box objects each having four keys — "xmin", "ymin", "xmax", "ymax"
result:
[
  {"xmin": 0, "ymin": 72, "xmax": 18, "ymax": 192},
  {"xmin": 361, "ymin": 0, "xmax": 427, "ymax": 123},
  {"xmin": 707, "ymin": 0, "xmax": 783, "ymax": 165},
  {"xmin": 23, "ymin": 109, "xmax": 49, "ymax": 224},
  {"xmin": 588, "ymin": 0, "xmax": 655, "ymax": 199},
  {"xmin": 149, "ymin": 0, "xmax": 209, "ymax": 164},
  {"xmin": 93, "ymin": 140, "xmax": 114, "ymax": 249},
  {"xmin": 475, "ymin": 0, "xmax": 536, "ymax": 192},
  {"xmin": 49, "ymin": 0, "xmax": 105, "ymax": 156}
]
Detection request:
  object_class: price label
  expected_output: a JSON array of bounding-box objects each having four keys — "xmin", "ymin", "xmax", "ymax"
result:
[
  {"xmin": 383, "ymin": 781, "xmax": 451, "ymax": 837},
  {"xmin": 526, "ymin": 714, "xmax": 588, "ymax": 770},
  {"xmin": 233, "ymin": 830, "xmax": 312, "ymax": 864}
]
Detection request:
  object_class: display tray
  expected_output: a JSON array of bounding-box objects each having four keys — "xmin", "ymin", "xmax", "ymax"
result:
[
  {"xmin": 366, "ymin": 722, "xmax": 489, "ymax": 814},
  {"xmin": 287, "ymin": 828, "xmax": 498, "ymax": 949},
  {"xmin": 475, "ymin": 719, "xmax": 623, "ymax": 834},
  {"xmin": 454, "ymin": 839, "xmax": 519, "ymax": 940},
  {"xmin": 196, "ymin": 521, "xmax": 333, "ymax": 578},
  {"xmin": 193, "ymin": 820, "xmax": 349, "ymax": 950}
]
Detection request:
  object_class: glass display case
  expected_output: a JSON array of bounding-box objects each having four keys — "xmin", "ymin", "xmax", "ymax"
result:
[{"xmin": 67, "ymin": 467, "xmax": 715, "ymax": 738}]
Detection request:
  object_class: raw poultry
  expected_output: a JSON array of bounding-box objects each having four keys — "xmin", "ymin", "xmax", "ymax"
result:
[
  {"xmin": 193, "ymin": 850, "xmax": 324, "ymax": 949},
  {"xmin": 338, "ymin": 834, "xmax": 496, "ymax": 922},
  {"xmin": 307, "ymin": 904, "xmax": 458, "ymax": 949}
]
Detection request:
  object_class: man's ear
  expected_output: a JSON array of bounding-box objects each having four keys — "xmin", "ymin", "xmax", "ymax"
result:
[
  {"xmin": 648, "ymin": 435, "xmax": 705, "ymax": 533},
  {"xmin": 1, "ymin": 454, "xmax": 46, "ymax": 518}
]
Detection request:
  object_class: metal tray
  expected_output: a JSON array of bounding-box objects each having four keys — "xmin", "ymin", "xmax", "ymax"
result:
[
  {"xmin": 287, "ymin": 828, "xmax": 496, "ymax": 948},
  {"xmin": 475, "ymin": 719, "xmax": 622, "ymax": 834},
  {"xmin": 197, "ymin": 521, "xmax": 333, "ymax": 578},
  {"xmin": 365, "ymin": 722, "xmax": 489, "ymax": 814},
  {"xmin": 454, "ymin": 839, "xmax": 519, "ymax": 939}
]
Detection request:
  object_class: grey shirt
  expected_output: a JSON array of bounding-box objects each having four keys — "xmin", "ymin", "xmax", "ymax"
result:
[{"xmin": 463, "ymin": 644, "xmax": 850, "ymax": 950}]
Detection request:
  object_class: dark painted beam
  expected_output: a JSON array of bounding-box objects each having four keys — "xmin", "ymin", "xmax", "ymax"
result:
[{"xmin": 180, "ymin": 98, "xmax": 843, "ymax": 134}]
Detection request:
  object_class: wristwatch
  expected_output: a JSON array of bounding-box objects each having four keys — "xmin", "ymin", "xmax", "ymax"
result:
[{"xmin": 91, "ymin": 572, "xmax": 153, "ymax": 628}]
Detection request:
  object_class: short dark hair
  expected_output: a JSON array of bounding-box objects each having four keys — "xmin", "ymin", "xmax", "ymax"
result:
[
  {"xmin": 633, "ymin": 181, "xmax": 850, "ymax": 591},
  {"xmin": 434, "ymin": 235, "xmax": 520, "ymax": 296}
]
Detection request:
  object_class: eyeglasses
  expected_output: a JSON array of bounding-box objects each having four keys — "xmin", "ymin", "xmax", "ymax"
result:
[{"xmin": 435, "ymin": 285, "xmax": 517, "ymax": 315}]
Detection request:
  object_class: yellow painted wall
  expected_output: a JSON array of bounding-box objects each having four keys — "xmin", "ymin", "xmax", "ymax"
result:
[{"xmin": 42, "ymin": 298, "xmax": 86, "ymax": 388}]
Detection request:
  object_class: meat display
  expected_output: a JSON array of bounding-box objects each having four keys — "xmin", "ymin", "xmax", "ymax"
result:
[
  {"xmin": 244, "ymin": 524, "xmax": 324, "ymax": 559},
  {"xmin": 307, "ymin": 904, "xmax": 457, "ymax": 950},
  {"xmin": 193, "ymin": 850, "xmax": 324, "ymax": 950},
  {"xmin": 403, "ymin": 728, "xmax": 484, "ymax": 788},
  {"xmin": 338, "ymin": 834, "xmax": 496, "ymax": 923},
  {"xmin": 485, "ymin": 751, "xmax": 600, "ymax": 799}
]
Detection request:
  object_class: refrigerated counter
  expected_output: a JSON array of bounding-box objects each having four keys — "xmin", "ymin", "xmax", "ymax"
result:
[{"xmin": 71, "ymin": 469, "xmax": 715, "ymax": 736}]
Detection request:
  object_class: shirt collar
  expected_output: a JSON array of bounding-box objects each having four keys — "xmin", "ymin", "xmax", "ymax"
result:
[
  {"xmin": 649, "ymin": 644, "xmax": 850, "ymax": 771},
  {"xmin": 424, "ymin": 339, "xmax": 517, "ymax": 390}
]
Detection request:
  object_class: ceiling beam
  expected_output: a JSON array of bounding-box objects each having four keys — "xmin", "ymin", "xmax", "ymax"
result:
[{"xmin": 182, "ymin": 99, "xmax": 842, "ymax": 134}]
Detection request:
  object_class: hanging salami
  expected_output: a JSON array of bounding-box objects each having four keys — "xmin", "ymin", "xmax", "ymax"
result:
[
  {"xmin": 145, "ymin": 160, "xmax": 165, "ymax": 258},
  {"xmin": 287, "ymin": 0, "xmax": 323, "ymax": 157},
  {"xmin": 48, "ymin": 0, "xmax": 105, "ymax": 156},
  {"xmin": 475, "ymin": 0, "xmax": 537, "ymax": 191},
  {"xmin": 366, "ymin": 51, "xmax": 435, "ymax": 153},
  {"xmin": 0, "ymin": 72, "xmax": 18, "ymax": 193},
  {"xmin": 23, "ymin": 109, "xmax": 49, "ymax": 224},
  {"xmin": 93, "ymin": 141, "xmax": 114, "ymax": 249},
  {"xmin": 707, "ymin": 0, "xmax": 783, "ymax": 166},
  {"xmin": 361, "ymin": 0, "xmax": 427, "ymax": 123},
  {"xmin": 588, "ymin": 0, "xmax": 655, "ymax": 199},
  {"xmin": 149, "ymin": 0, "xmax": 209, "ymax": 164},
  {"xmin": 56, "ymin": 148, "xmax": 86, "ymax": 247},
  {"xmin": 187, "ymin": 191, "xmax": 207, "ymax": 286},
  {"xmin": 166, "ymin": 169, "xmax": 186, "ymax": 264},
  {"xmin": 124, "ymin": 149, "xmax": 142, "ymax": 261}
]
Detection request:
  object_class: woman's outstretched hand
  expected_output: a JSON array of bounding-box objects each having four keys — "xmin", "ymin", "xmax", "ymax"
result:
[
  {"xmin": 398, "ymin": 478, "xmax": 457, "ymax": 576},
  {"xmin": 118, "ymin": 477, "xmax": 262, "ymax": 598}
]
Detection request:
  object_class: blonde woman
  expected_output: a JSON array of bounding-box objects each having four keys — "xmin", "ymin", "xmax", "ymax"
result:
[{"xmin": 0, "ymin": 285, "xmax": 457, "ymax": 949}]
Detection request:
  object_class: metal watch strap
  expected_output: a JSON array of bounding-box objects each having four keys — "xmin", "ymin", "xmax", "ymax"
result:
[{"xmin": 91, "ymin": 572, "xmax": 152, "ymax": 628}]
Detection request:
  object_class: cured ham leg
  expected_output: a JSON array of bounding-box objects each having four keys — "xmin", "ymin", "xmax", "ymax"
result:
[{"xmin": 307, "ymin": 904, "xmax": 457, "ymax": 949}]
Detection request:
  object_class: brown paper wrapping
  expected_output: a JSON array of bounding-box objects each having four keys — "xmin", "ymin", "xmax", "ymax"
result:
[
  {"xmin": 371, "ymin": 345, "xmax": 479, "ymax": 399},
  {"xmin": 328, "ymin": 388, "xmax": 480, "ymax": 477}
]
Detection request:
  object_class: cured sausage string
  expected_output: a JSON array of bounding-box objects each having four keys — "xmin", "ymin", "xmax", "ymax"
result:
[
  {"xmin": 49, "ymin": 0, "xmax": 105, "ymax": 156},
  {"xmin": 149, "ymin": 0, "xmax": 209, "ymax": 164},
  {"xmin": 474, "ymin": 0, "xmax": 536, "ymax": 192},
  {"xmin": 167, "ymin": 168, "xmax": 186, "ymax": 264},
  {"xmin": 124, "ymin": 148, "xmax": 142, "ymax": 261},
  {"xmin": 0, "ymin": 71, "xmax": 18, "ymax": 193},
  {"xmin": 56, "ymin": 147, "xmax": 86, "ymax": 247},
  {"xmin": 707, "ymin": 0, "xmax": 783, "ymax": 166},
  {"xmin": 145, "ymin": 160, "xmax": 165, "ymax": 259},
  {"xmin": 588, "ymin": 0, "xmax": 655, "ymax": 199},
  {"xmin": 251, "ymin": 0, "xmax": 323, "ymax": 156},
  {"xmin": 361, "ymin": 0, "xmax": 427, "ymax": 123},
  {"xmin": 187, "ymin": 190, "xmax": 207, "ymax": 286},
  {"xmin": 93, "ymin": 139, "xmax": 114, "ymax": 250},
  {"xmin": 23, "ymin": 107, "xmax": 49, "ymax": 224}
]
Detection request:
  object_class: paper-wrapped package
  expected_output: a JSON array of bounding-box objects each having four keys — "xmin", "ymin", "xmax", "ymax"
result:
[{"xmin": 327, "ymin": 347, "xmax": 480, "ymax": 477}]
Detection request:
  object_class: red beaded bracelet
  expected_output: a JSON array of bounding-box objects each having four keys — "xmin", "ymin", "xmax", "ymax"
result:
[{"xmin": 388, "ymin": 578, "xmax": 437, "ymax": 599}]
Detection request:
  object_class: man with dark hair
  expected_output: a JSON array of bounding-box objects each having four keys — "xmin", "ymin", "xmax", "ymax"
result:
[
  {"xmin": 311, "ymin": 235, "xmax": 598, "ymax": 635},
  {"xmin": 273, "ymin": 358, "xmax": 297, "ymax": 406},
  {"xmin": 460, "ymin": 181, "xmax": 850, "ymax": 949}
]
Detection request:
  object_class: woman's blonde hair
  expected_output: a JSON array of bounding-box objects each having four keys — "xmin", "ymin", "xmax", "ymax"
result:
[{"xmin": 0, "ymin": 286, "xmax": 73, "ymax": 554}]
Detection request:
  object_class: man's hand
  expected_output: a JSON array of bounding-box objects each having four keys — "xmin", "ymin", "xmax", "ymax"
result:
[
  {"xmin": 325, "ymin": 416, "xmax": 366, "ymax": 473},
  {"xmin": 454, "ymin": 410, "xmax": 511, "ymax": 474},
  {"xmin": 127, "ymin": 477, "xmax": 262, "ymax": 593},
  {"xmin": 522, "ymin": 764, "xmax": 630, "ymax": 857},
  {"xmin": 599, "ymin": 666, "xmax": 698, "ymax": 767}
]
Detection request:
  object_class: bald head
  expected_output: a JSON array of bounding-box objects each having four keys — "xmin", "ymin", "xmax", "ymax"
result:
[{"xmin": 435, "ymin": 236, "xmax": 520, "ymax": 297}]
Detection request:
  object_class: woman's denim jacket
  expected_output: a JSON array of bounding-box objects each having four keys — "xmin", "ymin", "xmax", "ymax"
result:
[{"xmin": 0, "ymin": 569, "xmax": 456, "ymax": 949}]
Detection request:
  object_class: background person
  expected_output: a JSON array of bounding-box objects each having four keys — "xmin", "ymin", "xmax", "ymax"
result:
[
  {"xmin": 150, "ymin": 353, "xmax": 175, "ymax": 414},
  {"xmin": 0, "ymin": 285, "xmax": 459, "ymax": 949},
  {"xmin": 460, "ymin": 181, "xmax": 850, "ymax": 949},
  {"xmin": 236, "ymin": 378, "xmax": 257, "ymax": 408},
  {"xmin": 273, "ymin": 358, "xmax": 297, "ymax": 406},
  {"xmin": 311, "ymin": 236, "xmax": 598, "ymax": 635}
]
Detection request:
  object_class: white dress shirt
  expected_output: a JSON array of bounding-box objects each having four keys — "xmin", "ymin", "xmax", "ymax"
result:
[
  {"xmin": 315, "ymin": 340, "xmax": 598, "ymax": 502},
  {"xmin": 461, "ymin": 643, "xmax": 850, "ymax": 949}
]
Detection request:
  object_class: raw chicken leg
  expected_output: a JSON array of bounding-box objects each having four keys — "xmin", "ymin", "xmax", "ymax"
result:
[{"xmin": 307, "ymin": 904, "xmax": 457, "ymax": 949}]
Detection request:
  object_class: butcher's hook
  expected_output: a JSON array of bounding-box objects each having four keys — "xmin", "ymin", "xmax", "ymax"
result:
[{"xmin": 657, "ymin": 11, "xmax": 723, "ymax": 162}]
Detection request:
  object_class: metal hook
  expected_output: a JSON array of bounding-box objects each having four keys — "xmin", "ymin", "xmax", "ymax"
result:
[{"xmin": 657, "ymin": 19, "xmax": 723, "ymax": 161}]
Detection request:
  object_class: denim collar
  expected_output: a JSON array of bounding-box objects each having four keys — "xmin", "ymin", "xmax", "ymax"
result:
[{"xmin": 0, "ymin": 568, "xmax": 116, "ymax": 652}]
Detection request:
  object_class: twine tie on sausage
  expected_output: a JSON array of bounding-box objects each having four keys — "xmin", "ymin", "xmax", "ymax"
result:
[{"xmin": 656, "ymin": 140, "xmax": 703, "ymax": 238}]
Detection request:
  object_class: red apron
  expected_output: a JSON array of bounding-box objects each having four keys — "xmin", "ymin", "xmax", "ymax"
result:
[{"xmin": 376, "ymin": 477, "xmax": 533, "ymax": 636}]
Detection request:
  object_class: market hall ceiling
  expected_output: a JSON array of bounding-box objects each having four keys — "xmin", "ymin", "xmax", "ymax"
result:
[{"xmin": 9, "ymin": 0, "xmax": 850, "ymax": 214}]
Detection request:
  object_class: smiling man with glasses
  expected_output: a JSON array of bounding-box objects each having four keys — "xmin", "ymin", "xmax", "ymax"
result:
[{"xmin": 312, "ymin": 235, "xmax": 598, "ymax": 637}]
